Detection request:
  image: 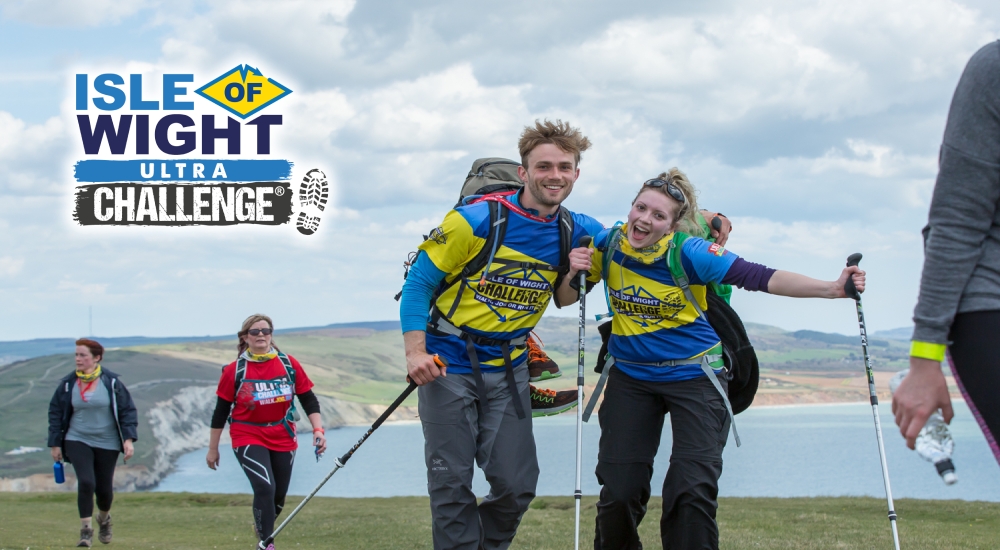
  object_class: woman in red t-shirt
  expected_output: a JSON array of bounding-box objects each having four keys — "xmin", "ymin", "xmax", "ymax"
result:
[{"xmin": 205, "ymin": 314, "xmax": 327, "ymax": 549}]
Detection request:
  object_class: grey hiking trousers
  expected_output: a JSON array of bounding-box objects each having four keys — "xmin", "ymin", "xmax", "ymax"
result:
[{"xmin": 419, "ymin": 367, "xmax": 538, "ymax": 550}]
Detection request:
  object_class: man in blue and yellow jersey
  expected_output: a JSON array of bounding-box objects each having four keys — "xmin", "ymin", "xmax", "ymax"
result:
[{"xmin": 400, "ymin": 120, "xmax": 600, "ymax": 549}]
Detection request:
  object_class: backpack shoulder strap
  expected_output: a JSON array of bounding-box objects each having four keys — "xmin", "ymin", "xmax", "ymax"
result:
[
  {"xmin": 460, "ymin": 199, "xmax": 509, "ymax": 282},
  {"xmin": 600, "ymin": 225, "xmax": 623, "ymax": 280},
  {"xmin": 276, "ymin": 352, "xmax": 298, "ymax": 421},
  {"xmin": 595, "ymin": 224, "xmax": 622, "ymax": 321},
  {"xmin": 277, "ymin": 352, "xmax": 295, "ymax": 385},
  {"xmin": 229, "ymin": 357, "xmax": 248, "ymax": 424},
  {"xmin": 233, "ymin": 357, "xmax": 247, "ymax": 396},
  {"xmin": 438, "ymin": 200, "xmax": 508, "ymax": 319},
  {"xmin": 666, "ymin": 232, "xmax": 706, "ymax": 320},
  {"xmin": 553, "ymin": 206, "xmax": 575, "ymax": 289}
]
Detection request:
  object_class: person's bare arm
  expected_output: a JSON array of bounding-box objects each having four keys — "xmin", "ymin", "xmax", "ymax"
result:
[
  {"xmin": 766, "ymin": 266, "xmax": 865, "ymax": 298},
  {"xmin": 206, "ymin": 428, "xmax": 223, "ymax": 470}
]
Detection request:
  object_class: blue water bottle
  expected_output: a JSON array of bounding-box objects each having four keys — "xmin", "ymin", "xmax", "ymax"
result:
[{"xmin": 54, "ymin": 461, "xmax": 65, "ymax": 484}]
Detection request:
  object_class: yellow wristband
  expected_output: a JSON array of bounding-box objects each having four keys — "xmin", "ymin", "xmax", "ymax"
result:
[{"xmin": 910, "ymin": 341, "xmax": 946, "ymax": 362}]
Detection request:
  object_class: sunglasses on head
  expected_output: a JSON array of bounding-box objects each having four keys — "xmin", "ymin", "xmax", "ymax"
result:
[
  {"xmin": 247, "ymin": 328, "xmax": 273, "ymax": 336},
  {"xmin": 643, "ymin": 178, "xmax": 686, "ymax": 203}
]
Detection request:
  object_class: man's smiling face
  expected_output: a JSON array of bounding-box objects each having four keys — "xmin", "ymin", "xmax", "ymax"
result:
[{"xmin": 518, "ymin": 143, "xmax": 579, "ymax": 214}]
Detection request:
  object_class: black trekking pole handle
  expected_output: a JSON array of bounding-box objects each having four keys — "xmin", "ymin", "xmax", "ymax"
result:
[
  {"xmin": 260, "ymin": 356, "xmax": 445, "ymax": 549},
  {"xmin": 844, "ymin": 253, "xmax": 863, "ymax": 301}
]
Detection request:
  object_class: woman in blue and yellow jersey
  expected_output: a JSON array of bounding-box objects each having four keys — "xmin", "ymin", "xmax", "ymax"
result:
[{"xmin": 555, "ymin": 169, "xmax": 866, "ymax": 550}]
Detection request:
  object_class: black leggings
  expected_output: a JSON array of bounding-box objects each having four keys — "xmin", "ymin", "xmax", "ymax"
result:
[
  {"xmin": 64, "ymin": 440, "xmax": 119, "ymax": 519},
  {"xmin": 234, "ymin": 445, "xmax": 295, "ymax": 541},
  {"xmin": 949, "ymin": 311, "xmax": 1000, "ymax": 465}
]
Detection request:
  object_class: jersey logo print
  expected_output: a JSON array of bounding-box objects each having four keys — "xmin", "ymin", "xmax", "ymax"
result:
[
  {"xmin": 427, "ymin": 226, "xmax": 447, "ymax": 244},
  {"xmin": 236, "ymin": 382, "xmax": 258, "ymax": 411},
  {"xmin": 610, "ymin": 285, "xmax": 685, "ymax": 327},
  {"xmin": 252, "ymin": 381, "xmax": 293, "ymax": 405},
  {"xmin": 473, "ymin": 267, "xmax": 553, "ymax": 322}
]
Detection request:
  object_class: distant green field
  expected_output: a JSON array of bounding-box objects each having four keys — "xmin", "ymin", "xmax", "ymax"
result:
[{"xmin": 0, "ymin": 493, "xmax": 997, "ymax": 549}]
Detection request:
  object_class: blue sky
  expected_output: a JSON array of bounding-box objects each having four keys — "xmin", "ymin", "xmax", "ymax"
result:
[{"xmin": 1, "ymin": 0, "xmax": 998, "ymax": 340}]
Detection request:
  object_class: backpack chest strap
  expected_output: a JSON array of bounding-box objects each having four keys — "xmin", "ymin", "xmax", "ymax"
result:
[
  {"xmin": 623, "ymin": 353, "xmax": 724, "ymax": 368},
  {"xmin": 427, "ymin": 312, "xmax": 529, "ymax": 348}
]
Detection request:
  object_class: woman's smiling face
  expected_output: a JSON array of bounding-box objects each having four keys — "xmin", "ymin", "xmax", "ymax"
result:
[{"xmin": 626, "ymin": 189, "xmax": 681, "ymax": 249}]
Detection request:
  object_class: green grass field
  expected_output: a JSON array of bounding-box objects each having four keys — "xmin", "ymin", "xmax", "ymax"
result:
[{"xmin": 0, "ymin": 493, "xmax": 997, "ymax": 549}]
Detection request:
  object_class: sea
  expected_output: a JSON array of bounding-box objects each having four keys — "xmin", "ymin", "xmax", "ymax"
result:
[{"xmin": 154, "ymin": 401, "xmax": 1000, "ymax": 501}]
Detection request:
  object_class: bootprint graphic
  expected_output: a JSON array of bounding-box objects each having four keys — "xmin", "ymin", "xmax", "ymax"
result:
[{"xmin": 296, "ymin": 169, "xmax": 328, "ymax": 235}]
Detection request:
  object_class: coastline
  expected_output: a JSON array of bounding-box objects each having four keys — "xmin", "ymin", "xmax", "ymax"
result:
[{"xmin": 3, "ymin": 375, "xmax": 962, "ymax": 493}]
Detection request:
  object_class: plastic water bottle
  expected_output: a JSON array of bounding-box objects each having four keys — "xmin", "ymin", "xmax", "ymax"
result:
[
  {"xmin": 889, "ymin": 370, "xmax": 958, "ymax": 485},
  {"xmin": 53, "ymin": 461, "xmax": 65, "ymax": 484}
]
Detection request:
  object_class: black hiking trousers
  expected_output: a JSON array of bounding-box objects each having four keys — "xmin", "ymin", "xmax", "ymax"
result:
[{"xmin": 594, "ymin": 366, "xmax": 730, "ymax": 550}]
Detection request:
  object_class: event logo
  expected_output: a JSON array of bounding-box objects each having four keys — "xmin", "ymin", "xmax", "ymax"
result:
[
  {"xmin": 474, "ymin": 269, "xmax": 553, "ymax": 321},
  {"xmin": 610, "ymin": 285, "xmax": 685, "ymax": 327},
  {"xmin": 70, "ymin": 65, "xmax": 327, "ymax": 233},
  {"xmin": 195, "ymin": 65, "xmax": 291, "ymax": 119}
]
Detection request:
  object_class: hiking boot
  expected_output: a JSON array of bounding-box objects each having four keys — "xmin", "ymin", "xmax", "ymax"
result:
[
  {"xmin": 77, "ymin": 527, "xmax": 93, "ymax": 547},
  {"xmin": 530, "ymin": 385, "xmax": 578, "ymax": 417},
  {"xmin": 526, "ymin": 333, "xmax": 560, "ymax": 381},
  {"xmin": 96, "ymin": 514, "xmax": 112, "ymax": 544}
]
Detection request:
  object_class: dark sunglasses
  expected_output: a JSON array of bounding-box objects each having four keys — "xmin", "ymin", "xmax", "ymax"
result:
[
  {"xmin": 643, "ymin": 178, "xmax": 686, "ymax": 203},
  {"xmin": 247, "ymin": 328, "xmax": 273, "ymax": 336}
]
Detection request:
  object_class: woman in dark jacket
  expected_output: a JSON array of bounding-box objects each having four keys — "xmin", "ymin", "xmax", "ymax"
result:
[{"xmin": 48, "ymin": 338, "xmax": 138, "ymax": 548}]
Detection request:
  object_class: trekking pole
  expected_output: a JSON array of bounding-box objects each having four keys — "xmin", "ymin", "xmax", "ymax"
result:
[
  {"xmin": 844, "ymin": 253, "xmax": 900, "ymax": 550},
  {"xmin": 258, "ymin": 356, "xmax": 446, "ymax": 549},
  {"xmin": 574, "ymin": 236, "xmax": 592, "ymax": 550}
]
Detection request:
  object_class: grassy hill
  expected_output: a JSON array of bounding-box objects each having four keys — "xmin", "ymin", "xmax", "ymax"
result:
[
  {"xmin": 1, "ymin": 493, "xmax": 997, "ymax": 549},
  {"xmin": 0, "ymin": 317, "xmax": 921, "ymax": 485},
  {"xmin": 0, "ymin": 350, "xmax": 220, "ymax": 482}
]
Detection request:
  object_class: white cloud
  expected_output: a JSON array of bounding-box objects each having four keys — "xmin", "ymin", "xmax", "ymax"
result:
[
  {"xmin": 562, "ymin": 0, "xmax": 994, "ymax": 123},
  {"xmin": 0, "ymin": 112, "xmax": 69, "ymax": 195},
  {"xmin": 1, "ymin": 0, "xmax": 154, "ymax": 27},
  {"xmin": 2, "ymin": 1, "xmax": 999, "ymax": 339}
]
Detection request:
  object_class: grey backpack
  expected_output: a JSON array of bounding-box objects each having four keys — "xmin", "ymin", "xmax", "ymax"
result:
[{"xmin": 456, "ymin": 158, "xmax": 523, "ymax": 207}]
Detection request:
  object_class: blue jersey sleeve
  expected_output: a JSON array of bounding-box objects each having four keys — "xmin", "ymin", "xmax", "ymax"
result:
[
  {"xmin": 572, "ymin": 212, "xmax": 605, "ymax": 238},
  {"xmin": 680, "ymin": 237, "xmax": 739, "ymax": 285},
  {"xmin": 399, "ymin": 252, "xmax": 447, "ymax": 333}
]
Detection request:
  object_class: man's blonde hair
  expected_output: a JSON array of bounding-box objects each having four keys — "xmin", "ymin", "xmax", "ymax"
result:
[{"xmin": 517, "ymin": 119, "xmax": 592, "ymax": 167}]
